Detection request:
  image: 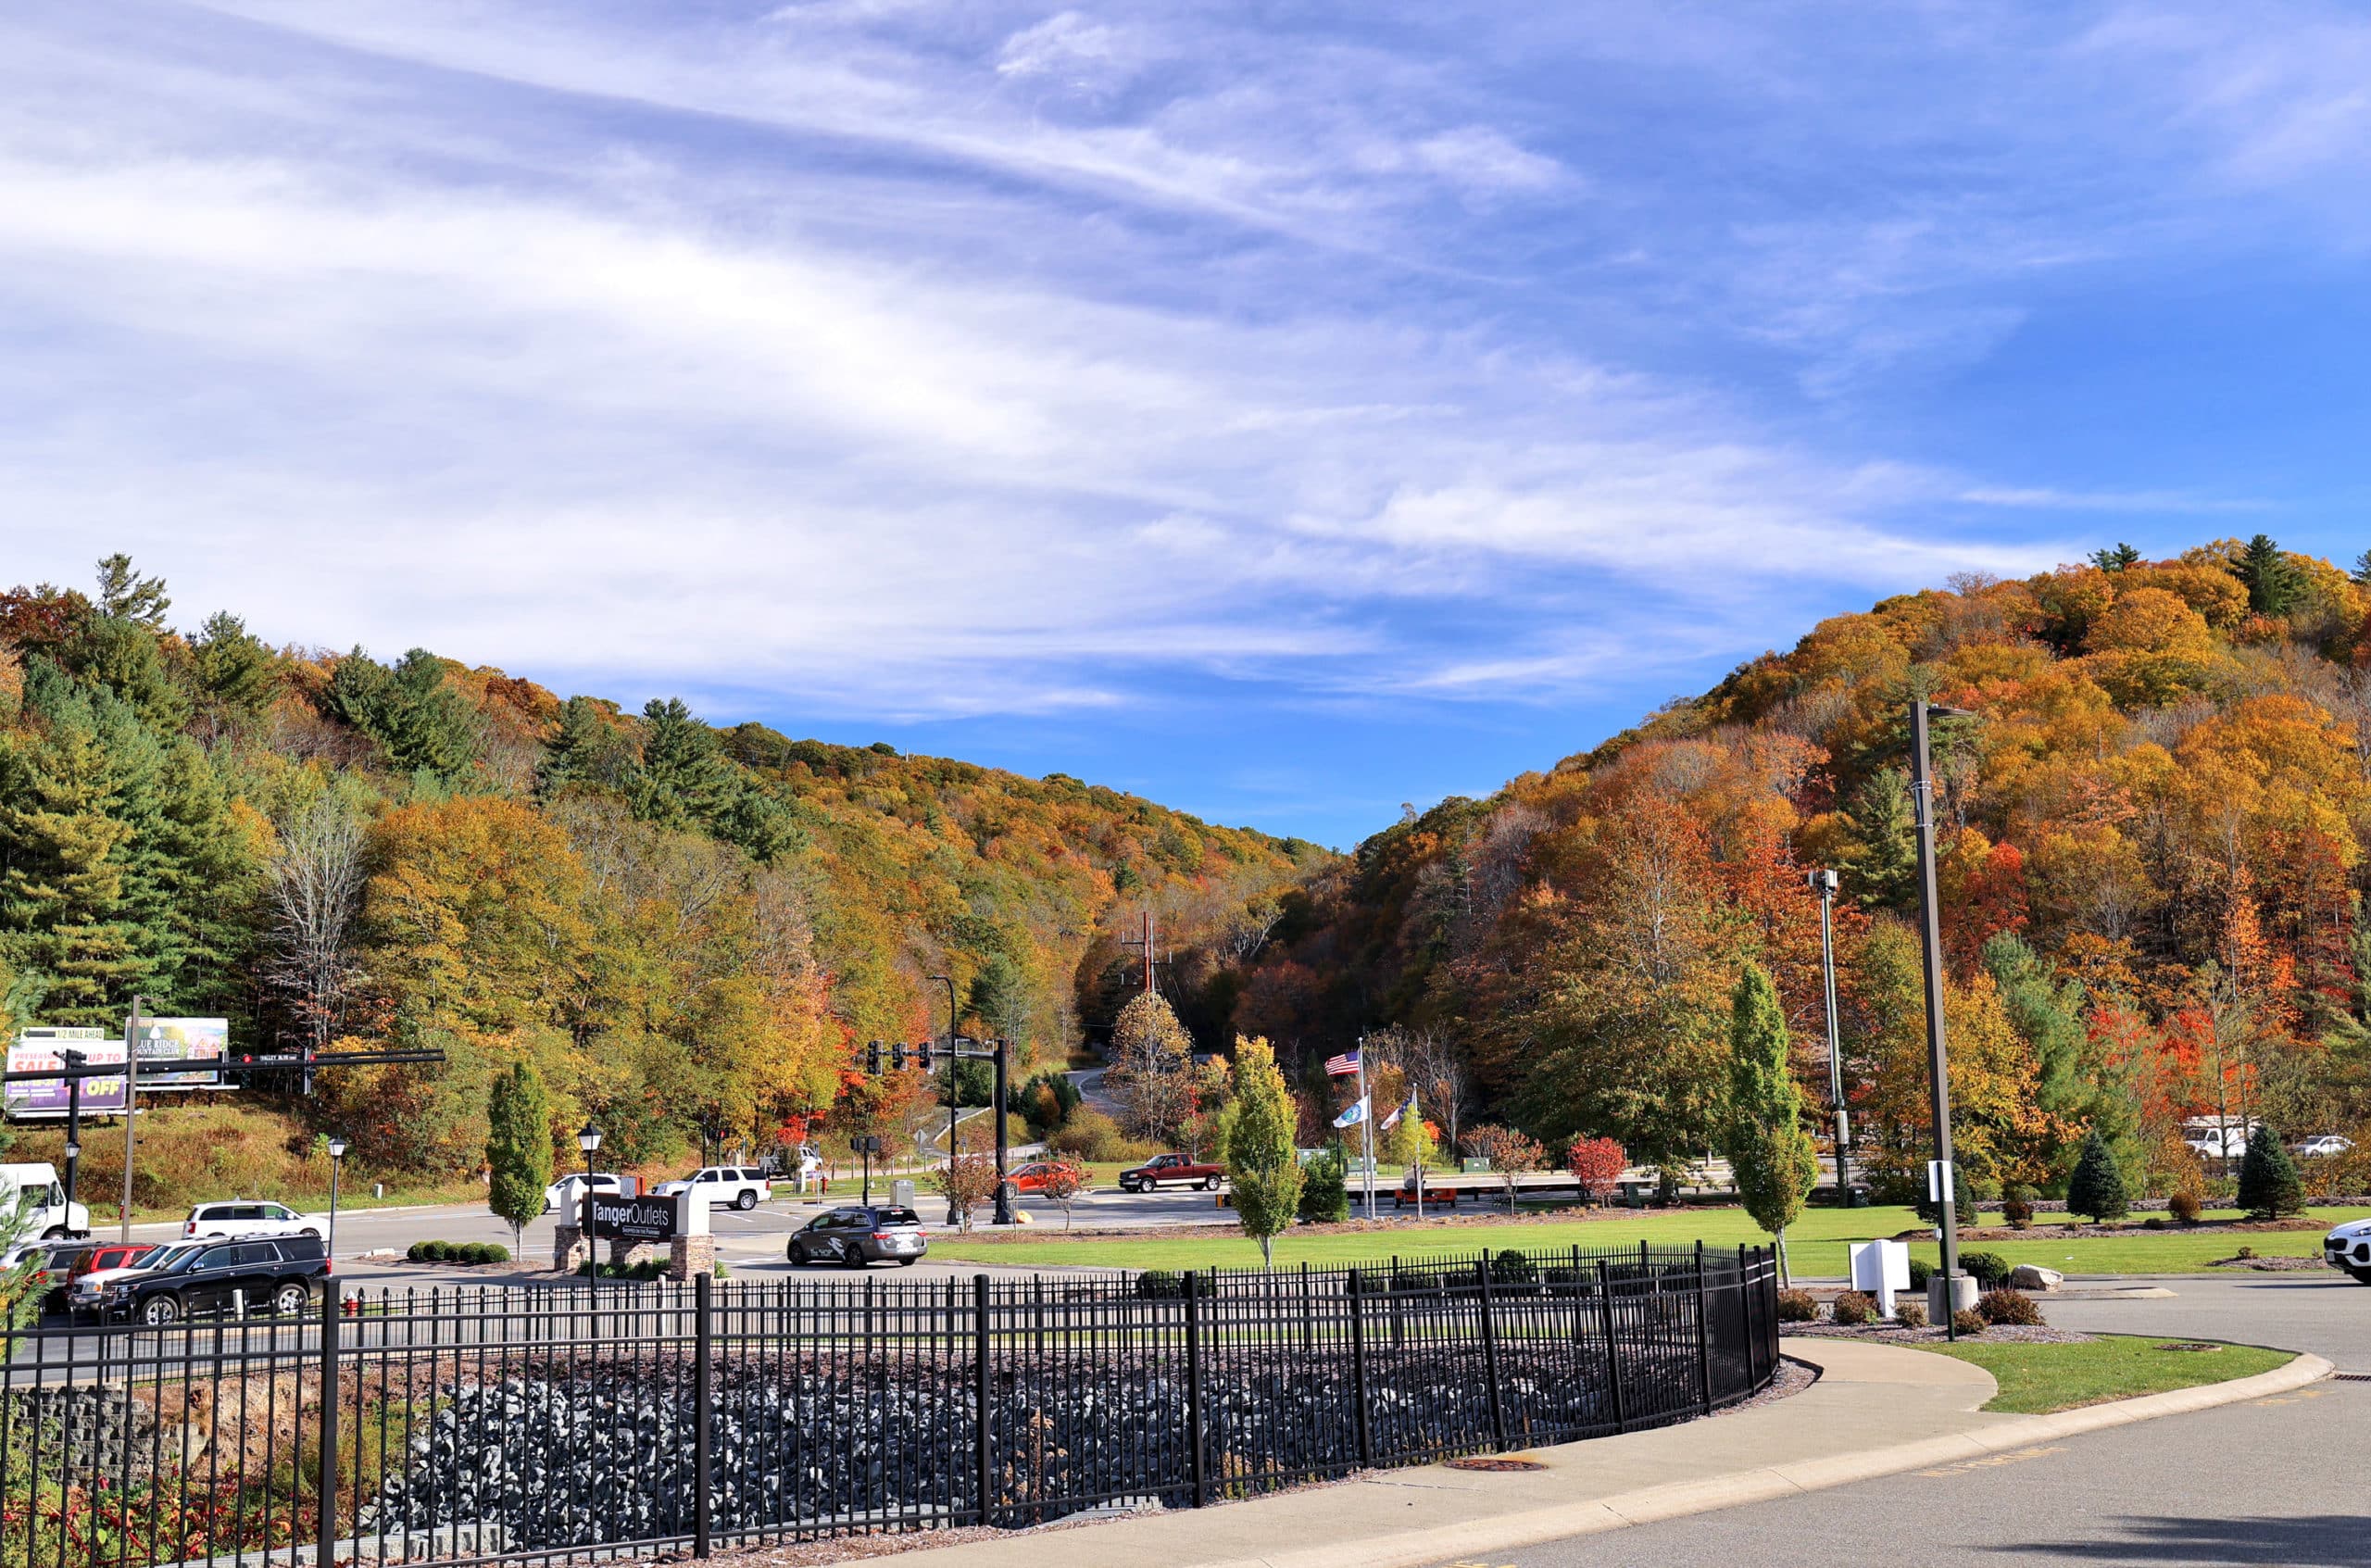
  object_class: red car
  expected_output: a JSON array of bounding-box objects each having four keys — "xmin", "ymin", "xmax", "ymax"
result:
[
  {"xmin": 1118, "ymin": 1153, "xmax": 1224, "ymax": 1193},
  {"xmin": 1004, "ymin": 1160, "xmax": 1085, "ymax": 1196}
]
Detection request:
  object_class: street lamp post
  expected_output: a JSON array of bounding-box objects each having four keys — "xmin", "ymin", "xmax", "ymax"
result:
[
  {"xmin": 930, "ymin": 975, "xmax": 960, "ymax": 1224},
  {"xmin": 577, "ymin": 1123, "xmax": 602, "ymax": 1275},
  {"xmin": 326, "ymin": 1135, "xmax": 347, "ymax": 1262},
  {"xmin": 855, "ymin": 1134, "xmax": 881, "ymax": 1207},
  {"xmin": 59, "ymin": 1048, "xmax": 85, "ymax": 1225},
  {"xmin": 1810, "ymin": 869, "xmax": 1851, "ymax": 1202},
  {"xmin": 121, "ymin": 994, "xmax": 146, "ymax": 1243},
  {"xmin": 1910, "ymin": 698, "xmax": 1973, "ymax": 1339}
]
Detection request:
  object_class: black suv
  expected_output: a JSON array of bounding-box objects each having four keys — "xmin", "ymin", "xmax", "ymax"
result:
[{"xmin": 71, "ymin": 1235, "xmax": 330, "ymax": 1324}]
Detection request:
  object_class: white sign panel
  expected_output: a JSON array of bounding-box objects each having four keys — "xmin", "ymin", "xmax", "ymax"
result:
[{"xmin": 129, "ymin": 1017, "xmax": 232, "ymax": 1090}]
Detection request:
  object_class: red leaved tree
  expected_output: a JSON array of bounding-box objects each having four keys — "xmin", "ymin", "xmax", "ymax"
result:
[{"xmin": 1565, "ymin": 1136, "xmax": 1627, "ymax": 1205}]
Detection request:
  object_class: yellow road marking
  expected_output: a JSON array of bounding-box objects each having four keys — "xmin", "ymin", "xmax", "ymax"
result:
[{"xmin": 1916, "ymin": 1445, "xmax": 2067, "ymax": 1477}]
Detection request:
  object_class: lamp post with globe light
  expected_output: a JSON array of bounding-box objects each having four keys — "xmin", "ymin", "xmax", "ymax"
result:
[
  {"xmin": 326, "ymin": 1134, "xmax": 347, "ymax": 1262},
  {"xmin": 577, "ymin": 1123, "xmax": 602, "ymax": 1275}
]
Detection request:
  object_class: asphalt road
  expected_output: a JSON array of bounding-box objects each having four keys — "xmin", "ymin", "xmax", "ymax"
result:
[{"xmin": 1482, "ymin": 1273, "xmax": 2371, "ymax": 1568}]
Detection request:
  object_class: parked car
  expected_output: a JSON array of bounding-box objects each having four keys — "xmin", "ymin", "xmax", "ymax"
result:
[
  {"xmin": 1117, "ymin": 1153, "xmax": 1224, "ymax": 1193},
  {"xmin": 1003, "ymin": 1160, "xmax": 1085, "ymax": 1197},
  {"xmin": 73, "ymin": 1235, "xmax": 331, "ymax": 1324},
  {"xmin": 544, "ymin": 1173, "xmax": 631, "ymax": 1213},
  {"xmin": 2296, "ymin": 1135, "xmax": 2355, "ymax": 1160},
  {"xmin": 182, "ymin": 1200, "xmax": 320, "ymax": 1240},
  {"xmin": 2327, "ymin": 1217, "xmax": 2371, "ymax": 1285},
  {"xmin": 69, "ymin": 1242, "xmax": 155, "ymax": 1284},
  {"xmin": 787, "ymin": 1206, "xmax": 925, "ymax": 1267},
  {"xmin": 0, "ymin": 1162, "xmax": 90, "ymax": 1239},
  {"xmin": 0, "ymin": 1238, "xmax": 91, "ymax": 1315},
  {"xmin": 652, "ymin": 1167, "xmax": 772, "ymax": 1210}
]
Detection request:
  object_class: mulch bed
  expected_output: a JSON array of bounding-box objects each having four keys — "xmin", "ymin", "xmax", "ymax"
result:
[
  {"xmin": 2208, "ymin": 1254, "xmax": 2333, "ymax": 1272},
  {"xmin": 1786, "ymin": 1322, "xmax": 2091, "ymax": 1346},
  {"xmin": 1926, "ymin": 1217, "xmax": 2327, "ymax": 1242}
]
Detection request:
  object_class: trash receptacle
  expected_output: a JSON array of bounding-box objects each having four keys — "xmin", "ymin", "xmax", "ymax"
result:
[{"xmin": 892, "ymin": 1178, "xmax": 917, "ymax": 1210}]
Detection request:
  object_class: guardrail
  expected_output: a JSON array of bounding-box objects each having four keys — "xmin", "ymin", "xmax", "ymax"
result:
[{"xmin": 1, "ymin": 1241, "xmax": 1778, "ymax": 1567}]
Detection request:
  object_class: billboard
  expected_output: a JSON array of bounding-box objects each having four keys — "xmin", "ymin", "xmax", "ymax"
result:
[
  {"xmin": 4, "ymin": 1028, "xmax": 125, "ymax": 1118},
  {"xmin": 129, "ymin": 1017, "xmax": 231, "ymax": 1090}
]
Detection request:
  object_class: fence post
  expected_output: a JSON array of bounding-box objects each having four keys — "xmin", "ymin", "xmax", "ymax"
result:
[
  {"xmin": 1477, "ymin": 1261, "xmax": 1506, "ymax": 1452},
  {"xmin": 1737, "ymin": 1243, "xmax": 1758, "ymax": 1387},
  {"xmin": 1185, "ymin": 1271, "xmax": 1207, "ymax": 1507},
  {"xmin": 973, "ymin": 1273, "xmax": 994, "ymax": 1528},
  {"xmin": 1693, "ymin": 1239, "xmax": 1712, "ymax": 1413},
  {"xmin": 694, "ymin": 1273, "xmax": 713, "ymax": 1557},
  {"xmin": 1348, "ymin": 1269, "xmax": 1374, "ymax": 1468},
  {"xmin": 1594, "ymin": 1260, "xmax": 1625, "ymax": 1430},
  {"xmin": 317, "ymin": 1279, "xmax": 341, "ymax": 1567}
]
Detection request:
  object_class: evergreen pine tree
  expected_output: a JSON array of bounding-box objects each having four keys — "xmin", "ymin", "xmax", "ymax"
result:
[
  {"xmin": 190, "ymin": 611, "xmax": 279, "ymax": 737},
  {"xmin": 1297, "ymin": 1143, "xmax": 1350, "ymax": 1223},
  {"xmin": 94, "ymin": 553, "xmax": 171, "ymax": 627},
  {"xmin": 1222, "ymin": 1037, "xmax": 1305, "ymax": 1267},
  {"xmin": 536, "ymin": 696, "xmax": 633, "ymax": 799},
  {"xmin": 2065, "ymin": 1128, "xmax": 2129, "ymax": 1223},
  {"xmin": 2239, "ymin": 533, "xmax": 2301, "ymax": 616},
  {"xmin": 629, "ymin": 697, "xmax": 737, "ymax": 830},
  {"xmin": 1723, "ymin": 962, "xmax": 1818, "ymax": 1283},
  {"xmin": 2236, "ymin": 1123, "xmax": 2304, "ymax": 1220},
  {"xmin": 2089, "ymin": 543, "xmax": 2141, "ymax": 572},
  {"xmin": 485, "ymin": 1060, "xmax": 553, "ymax": 1253},
  {"xmin": 1842, "ymin": 769, "xmax": 1918, "ymax": 910},
  {"xmin": 0, "ymin": 706, "xmax": 140, "ymax": 1022}
]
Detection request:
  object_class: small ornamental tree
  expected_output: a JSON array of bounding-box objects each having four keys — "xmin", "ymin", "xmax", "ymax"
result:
[
  {"xmin": 2237, "ymin": 1123, "xmax": 2304, "ymax": 1220},
  {"xmin": 1462, "ymin": 1125, "xmax": 1546, "ymax": 1210},
  {"xmin": 1223, "ymin": 1037, "xmax": 1306, "ymax": 1267},
  {"xmin": 484, "ymin": 1060, "xmax": 552, "ymax": 1255},
  {"xmin": 1298, "ymin": 1144, "xmax": 1350, "ymax": 1223},
  {"xmin": 1036, "ymin": 1160, "xmax": 1085, "ymax": 1232},
  {"xmin": 1565, "ymin": 1136, "xmax": 1627, "ymax": 1206},
  {"xmin": 1722, "ymin": 963, "xmax": 1817, "ymax": 1284},
  {"xmin": 2065, "ymin": 1128, "xmax": 2130, "ymax": 1224},
  {"xmin": 933, "ymin": 1155, "xmax": 1000, "ymax": 1231}
]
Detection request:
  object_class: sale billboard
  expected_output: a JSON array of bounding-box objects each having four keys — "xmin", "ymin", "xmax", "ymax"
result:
[
  {"xmin": 4, "ymin": 1028, "xmax": 126, "ymax": 1118},
  {"xmin": 129, "ymin": 1017, "xmax": 232, "ymax": 1090}
]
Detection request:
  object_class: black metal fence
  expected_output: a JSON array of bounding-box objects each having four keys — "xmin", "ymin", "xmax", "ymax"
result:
[{"xmin": 1, "ymin": 1241, "xmax": 1777, "ymax": 1568}]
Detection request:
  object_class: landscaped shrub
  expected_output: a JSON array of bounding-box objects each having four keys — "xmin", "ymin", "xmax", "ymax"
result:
[
  {"xmin": 2142, "ymin": 1216, "xmax": 2166, "ymax": 1230},
  {"xmin": 406, "ymin": 1241, "xmax": 433, "ymax": 1262},
  {"xmin": 2001, "ymin": 1185, "xmax": 2037, "ymax": 1230},
  {"xmin": 1916, "ymin": 1184, "xmax": 1979, "ymax": 1228},
  {"xmin": 1906, "ymin": 1257, "xmax": 1933, "ymax": 1291},
  {"xmin": 1489, "ymin": 1249, "xmax": 1537, "ymax": 1286},
  {"xmin": 2066, "ymin": 1129, "xmax": 2130, "ymax": 1223},
  {"xmin": 1298, "ymin": 1146, "xmax": 1350, "ymax": 1223},
  {"xmin": 1951, "ymin": 1308, "xmax": 1985, "ymax": 1336},
  {"xmin": 1048, "ymin": 1108, "xmax": 1154, "ymax": 1164},
  {"xmin": 1775, "ymin": 1287, "xmax": 1818, "ymax": 1323},
  {"xmin": 1893, "ymin": 1298, "xmax": 1926, "ymax": 1329},
  {"xmin": 470, "ymin": 1242, "xmax": 511, "ymax": 1264},
  {"xmin": 1136, "ymin": 1269, "xmax": 1186, "ymax": 1299},
  {"xmin": 1958, "ymin": 1249, "xmax": 2012, "ymax": 1288},
  {"xmin": 2234, "ymin": 1245, "xmax": 2257, "ymax": 1261},
  {"xmin": 2237, "ymin": 1125, "xmax": 2304, "ymax": 1220},
  {"xmin": 2168, "ymin": 1190, "xmax": 2202, "ymax": 1224},
  {"xmin": 1830, "ymin": 1290, "xmax": 1874, "ymax": 1326},
  {"xmin": 1976, "ymin": 1288, "xmax": 2042, "ymax": 1326}
]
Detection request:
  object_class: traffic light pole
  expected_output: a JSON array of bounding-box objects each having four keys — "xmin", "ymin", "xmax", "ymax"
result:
[
  {"xmin": 866, "ymin": 1033, "xmax": 1014, "ymax": 1225},
  {"xmin": 1911, "ymin": 697, "xmax": 1965, "ymax": 1340}
]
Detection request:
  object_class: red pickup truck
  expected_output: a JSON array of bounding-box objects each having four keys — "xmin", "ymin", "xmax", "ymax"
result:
[{"xmin": 1118, "ymin": 1153, "xmax": 1225, "ymax": 1193}]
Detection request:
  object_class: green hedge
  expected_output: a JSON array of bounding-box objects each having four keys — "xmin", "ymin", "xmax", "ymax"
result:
[{"xmin": 407, "ymin": 1240, "xmax": 512, "ymax": 1264}]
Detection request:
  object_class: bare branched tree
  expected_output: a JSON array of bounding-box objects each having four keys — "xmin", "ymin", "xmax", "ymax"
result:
[{"xmin": 263, "ymin": 793, "xmax": 367, "ymax": 1050}]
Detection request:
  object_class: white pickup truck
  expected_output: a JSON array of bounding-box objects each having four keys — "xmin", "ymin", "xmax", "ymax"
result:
[{"xmin": 0, "ymin": 1162, "xmax": 90, "ymax": 1239}]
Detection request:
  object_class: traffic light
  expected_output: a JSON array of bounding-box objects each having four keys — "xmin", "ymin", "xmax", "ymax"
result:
[
  {"xmin": 867, "ymin": 1041, "xmax": 883, "ymax": 1074},
  {"xmin": 890, "ymin": 1043, "xmax": 907, "ymax": 1072},
  {"xmin": 918, "ymin": 1041, "xmax": 936, "ymax": 1073}
]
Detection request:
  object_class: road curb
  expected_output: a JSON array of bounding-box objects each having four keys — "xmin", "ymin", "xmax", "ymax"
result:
[{"xmin": 1179, "ymin": 1350, "xmax": 2332, "ymax": 1568}]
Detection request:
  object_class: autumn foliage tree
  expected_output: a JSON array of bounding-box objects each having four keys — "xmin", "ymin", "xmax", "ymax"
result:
[{"xmin": 1564, "ymin": 1136, "xmax": 1626, "ymax": 1205}]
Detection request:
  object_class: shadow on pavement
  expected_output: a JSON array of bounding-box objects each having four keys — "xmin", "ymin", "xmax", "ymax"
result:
[{"xmin": 1995, "ymin": 1515, "xmax": 2371, "ymax": 1565}]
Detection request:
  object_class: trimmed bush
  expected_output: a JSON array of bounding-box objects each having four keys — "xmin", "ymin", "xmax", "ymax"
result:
[
  {"xmin": 2234, "ymin": 1245, "xmax": 2257, "ymax": 1261},
  {"xmin": 2237, "ymin": 1125, "xmax": 2304, "ymax": 1220},
  {"xmin": 1916, "ymin": 1184, "xmax": 1979, "ymax": 1228},
  {"xmin": 1489, "ymin": 1248, "xmax": 1537, "ymax": 1286},
  {"xmin": 2168, "ymin": 1190, "xmax": 2202, "ymax": 1224},
  {"xmin": 2066, "ymin": 1129, "xmax": 2130, "ymax": 1223},
  {"xmin": 1136, "ymin": 1269, "xmax": 1186, "ymax": 1299},
  {"xmin": 1298, "ymin": 1146, "xmax": 1350, "ymax": 1223},
  {"xmin": 2002, "ymin": 1185, "xmax": 2037, "ymax": 1230},
  {"xmin": 2142, "ymin": 1215, "xmax": 2166, "ymax": 1230},
  {"xmin": 1958, "ymin": 1249, "xmax": 2012, "ymax": 1288},
  {"xmin": 1906, "ymin": 1257, "xmax": 1933, "ymax": 1291},
  {"xmin": 1775, "ymin": 1287, "xmax": 1818, "ymax": 1323},
  {"xmin": 1976, "ymin": 1288, "xmax": 2042, "ymax": 1326},
  {"xmin": 1893, "ymin": 1299, "xmax": 1927, "ymax": 1330},
  {"xmin": 1830, "ymin": 1290, "xmax": 1874, "ymax": 1326},
  {"xmin": 1951, "ymin": 1308, "xmax": 1985, "ymax": 1336}
]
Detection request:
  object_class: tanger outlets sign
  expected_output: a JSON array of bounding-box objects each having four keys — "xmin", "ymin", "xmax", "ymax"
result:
[{"xmin": 590, "ymin": 1194, "xmax": 679, "ymax": 1241}]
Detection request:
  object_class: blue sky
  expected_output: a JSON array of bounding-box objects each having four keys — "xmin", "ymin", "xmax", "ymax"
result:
[{"xmin": 6, "ymin": 4, "xmax": 2369, "ymax": 847}]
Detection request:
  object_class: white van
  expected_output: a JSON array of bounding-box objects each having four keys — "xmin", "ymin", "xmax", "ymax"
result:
[{"xmin": 0, "ymin": 1162, "xmax": 92, "ymax": 1240}]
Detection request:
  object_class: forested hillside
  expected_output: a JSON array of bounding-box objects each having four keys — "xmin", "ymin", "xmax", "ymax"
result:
[
  {"xmin": 0, "ymin": 557, "xmax": 1316, "ymax": 1180},
  {"xmin": 1236, "ymin": 538, "xmax": 2371, "ymax": 1200}
]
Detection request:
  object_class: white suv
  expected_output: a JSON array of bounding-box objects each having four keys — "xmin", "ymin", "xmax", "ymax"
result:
[
  {"xmin": 544, "ymin": 1173, "xmax": 629, "ymax": 1213},
  {"xmin": 652, "ymin": 1167, "xmax": 772, "ymax": 1211},
  {"xmin": 182, "ymin": 1200, "xmax": 320, "ymax": 1240},
  {"xmin": 2327, "ymin": 1218, "xmax": 2371, "ymax": 1285}
]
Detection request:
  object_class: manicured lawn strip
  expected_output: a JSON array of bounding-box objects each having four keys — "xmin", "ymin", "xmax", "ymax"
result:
[
  {"xmin": 946, "ymin": 1203, "xmax": 2370, "ymax": 1274},
  {"xmin": 1910, "ymin": 1334, "xmax": 2294, "ymax": 1414}
]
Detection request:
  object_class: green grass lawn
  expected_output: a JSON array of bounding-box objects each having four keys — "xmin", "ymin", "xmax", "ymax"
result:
[
  {"xmin": 1913, "ymin": 1333, "xmax": 2294, "ymax": 1413},
  {"xmin": 942, "ymin": 1200, "xmax": 2368, "ymax": 1275}
]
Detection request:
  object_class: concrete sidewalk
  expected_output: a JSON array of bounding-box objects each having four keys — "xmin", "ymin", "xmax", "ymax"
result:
[{"xmin": 855, "ymin": 1336, "xmax": 2326, "ymax": 1568}]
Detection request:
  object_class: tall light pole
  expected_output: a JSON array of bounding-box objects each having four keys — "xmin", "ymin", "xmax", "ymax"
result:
[
  {"xmin": 577, "ymin": 1123, "xmax": 602, "ymax": 1275},
  {"xmin": 59, "ymin": 1048, "xmax": 85, "ymax": 1223},
  {"xmin": 931, "ymin": 974, "xmax": 960, "ymax": 1224},
  {"xmin": 325, "ymin": 1134, "xmax": 347, "ymax": 1262},
  {"xmin": 120, "ymin": 994, "xmax": 145, "ymax": 1242},
  {"xmin": 1810, "ymin": 870, "xmax": 1851, "ymax": 1202},
  {"xmin": 1911, "ymin": 698, "xmax": 1974, "ymax": 1338}
]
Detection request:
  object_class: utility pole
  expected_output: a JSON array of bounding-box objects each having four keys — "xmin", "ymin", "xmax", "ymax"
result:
[
  {"xmin": 932, "ymin": 974, "xmax": 960, "ymax": 1225},
  {"xmin": 1118, "ymin": 909, "xmax": 1161, "ymax": 997},
  {"xmin": 1809, "ymin": 872, "xmax": 1850, "ymax": 1203},
  {"xmin": 121, "ymin": 996, "xmax": 144, "ymax": 1242},
  {"xmin": 1911, "ymin": 698, "xmax": 1973, "ymax": 1338}
]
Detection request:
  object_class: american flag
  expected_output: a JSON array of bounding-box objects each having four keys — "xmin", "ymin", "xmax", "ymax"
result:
[{"xmin": 1323, "ymin": 1048, "xmax": 1361, "ymax": 1077}]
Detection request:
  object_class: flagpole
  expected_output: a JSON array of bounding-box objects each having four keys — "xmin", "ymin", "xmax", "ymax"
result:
[
  {"xmin": 1411, "ymin": 1088, "xmax": 1423, "ymax": 1222},
  {"xmin": 1358, "ymin": 1035, "xmax": 1374, "ymax": 1221}
]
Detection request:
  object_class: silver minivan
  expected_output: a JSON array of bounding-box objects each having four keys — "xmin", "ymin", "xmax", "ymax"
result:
[{"xmin": 787, "ymin": 1206, "xmax": 926, "ymax": 1267}]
